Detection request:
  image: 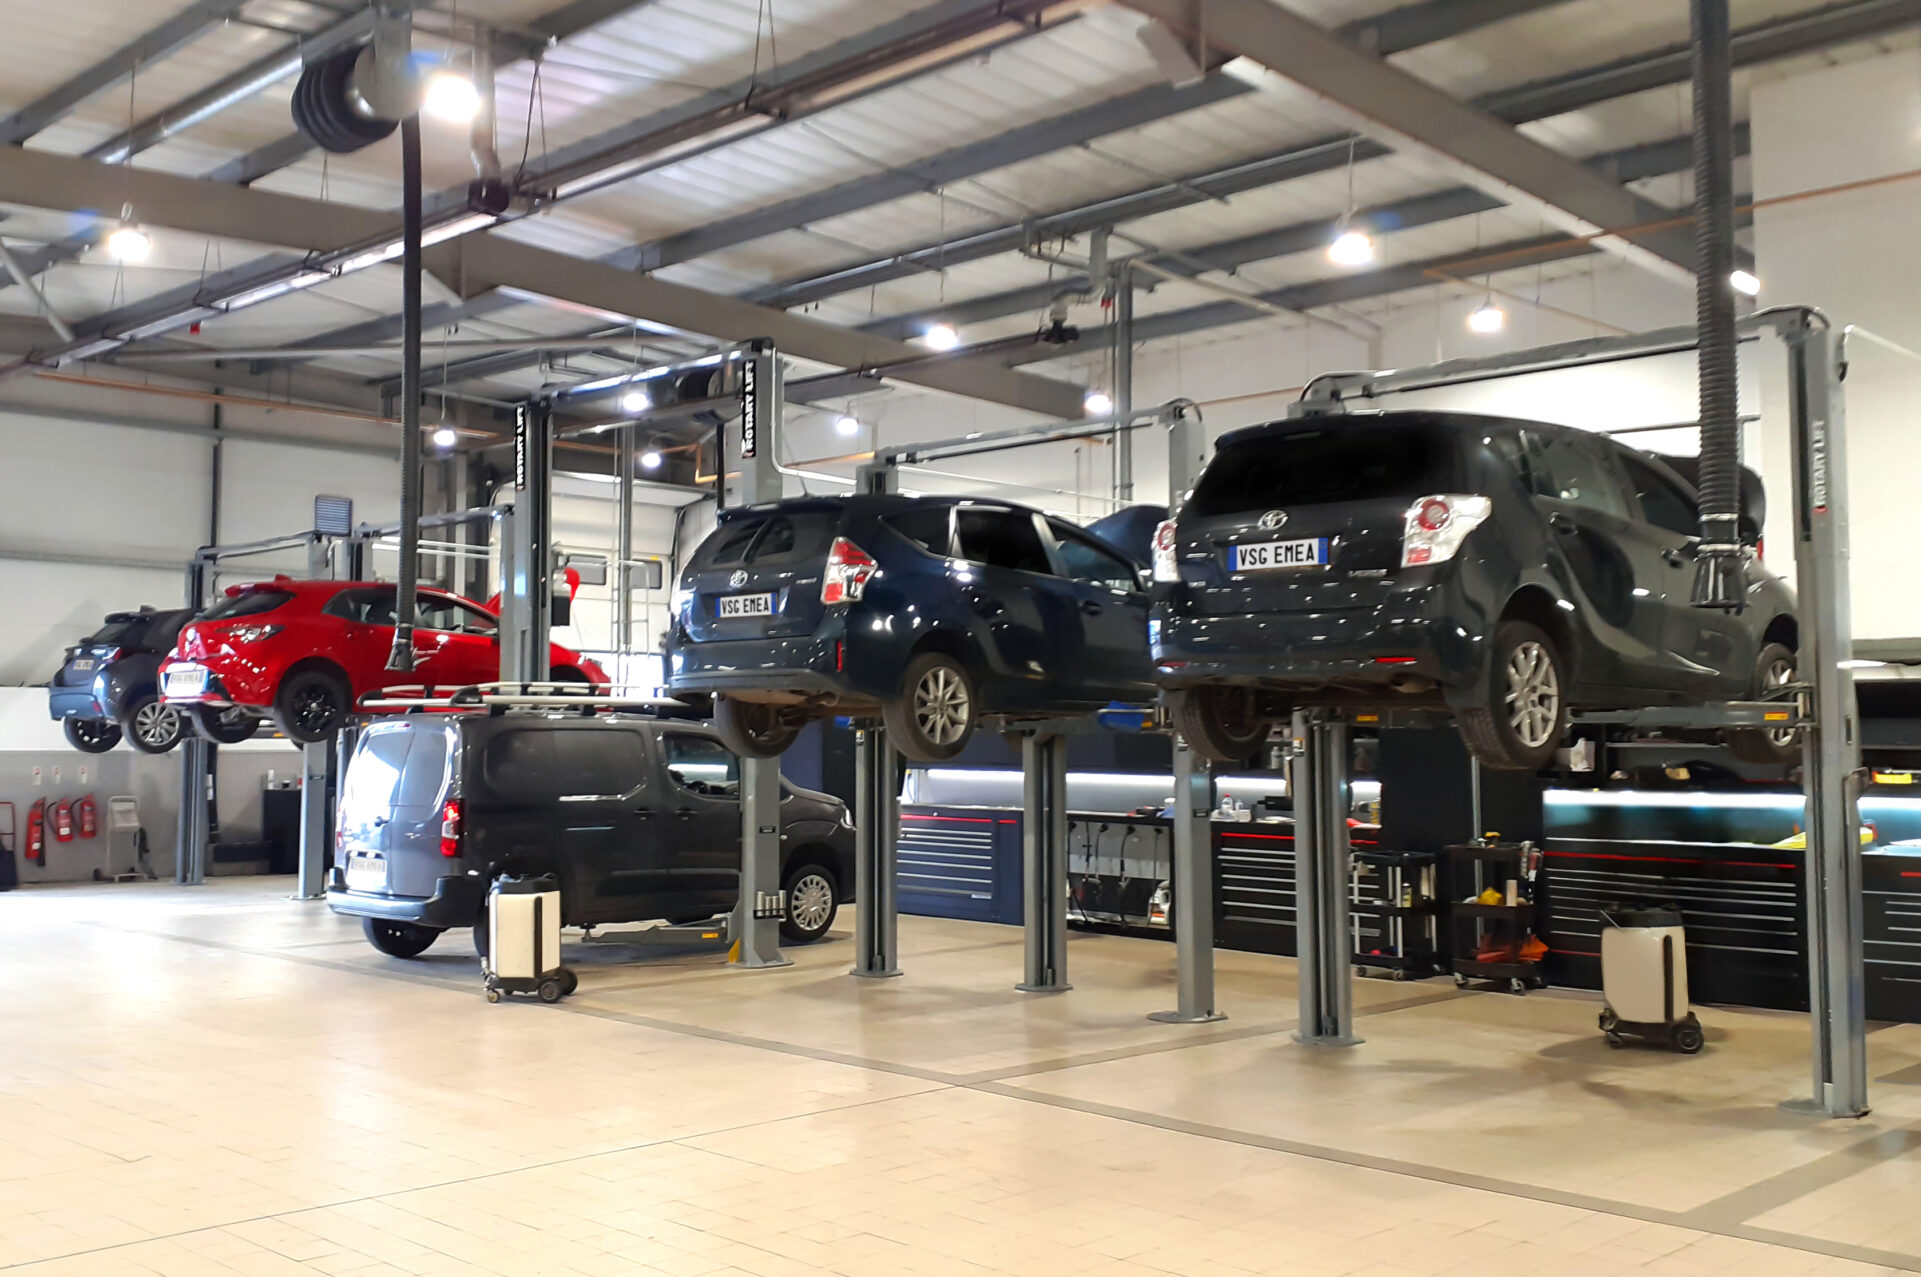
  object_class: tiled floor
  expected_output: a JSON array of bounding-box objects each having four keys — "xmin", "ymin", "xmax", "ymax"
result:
[{"xmin": 5, "ymin": 880, "xmax": 1921, "ymax": 1275}]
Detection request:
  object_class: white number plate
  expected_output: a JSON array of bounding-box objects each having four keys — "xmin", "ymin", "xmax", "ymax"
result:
[
  {"xmin": 717, "ymin": 592, "xmax": 776, "ymax": 618},
  {"xmin": 1231, "ymin": 538, "xmax": 1329, "ymax": 571},
  {"xmin": 345, "ymin": 854, "xmax": 387, "ymax": 893},
  {"xmin": 162, "ymin": 665, "xmax": 208, "ymax": 697},
  {"xmin": 71, "ymin": 658, "xmax": 95, "ymax": 672}
]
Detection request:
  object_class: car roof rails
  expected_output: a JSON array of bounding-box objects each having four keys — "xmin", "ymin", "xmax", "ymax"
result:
[{"xmin": 357, "ymin": 681, "xmax": 698, "ymax": 720}]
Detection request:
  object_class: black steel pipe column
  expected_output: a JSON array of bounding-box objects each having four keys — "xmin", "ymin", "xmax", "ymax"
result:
[
  {"xmin": 1293, "ymin": 711, "xmax": 1359, "ymax": 1046},
  {"xmin": 1017, "ymin": 730, "xmax": 1072, "ymax": 993},
  {"xmin": 1689, "ymin": 0, "xmax": 1745, "ymax": 610},
  {"xmin": 387, "ymin": 113, "xmax": 424, "ymax": 671},
  {"xmin": 850, "ymin": 727, "xmax": 902, "ymax": 978}
]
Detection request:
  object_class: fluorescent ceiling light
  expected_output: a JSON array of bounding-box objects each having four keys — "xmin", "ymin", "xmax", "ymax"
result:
[
  {"xmin": 620, "ymin": 388, "xmax": 650, "ymax": 414},
  {"xmin": 221, "ymin": 270, "xmax": 330, "ymax": 312},
  {"xmin": 1084, "ymin": 390, "xmax": 1114, "ymax": 415},
  {"xmin": 835, "ymin": 414, "xmax": 860, "ymax": 436},
  {"xmin": 1730, "ymin": 269, "xmax": 1761, "ymax": 297},
  {"xmin": 920, "ymin": 323, "xmax": 961, "ymax": 351}
]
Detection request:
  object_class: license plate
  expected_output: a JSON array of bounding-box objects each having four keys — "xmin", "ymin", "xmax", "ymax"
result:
[
  {"xmin": 717, "ymin": 592, "xmax": 776, "ymax": 618},
  {"xmin": 1231, "ymin": 538, "xmax": 1328, "ymax": 571},
  {"xmin": 163, "ymin": 665, "xmax": 208, "ymax": 697},
  {"xmin": 345, "ymin": 854, "xmax": 387, "ymax": 893},
  {"xmin": 71, "ymin": 658, "xmax": 95, "ymax": 672}
]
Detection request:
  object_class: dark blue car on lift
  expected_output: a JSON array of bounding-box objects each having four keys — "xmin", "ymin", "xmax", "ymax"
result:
[
  {"xmin": 666, "ymin": 495, "xmax": 1159, "ymax": 763},
  {"xmin": 47, "ymin": 607, "xmax": 194, "ymax": 754}
]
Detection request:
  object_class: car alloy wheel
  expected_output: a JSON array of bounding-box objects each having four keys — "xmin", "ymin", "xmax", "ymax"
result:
[
  {"xmin": 913, "ymin": 664, "xmax": 970, "ymax": 747},
  {"xmin": 133, "ymin": 701, "xmax": 182, "ymax": 751},
  {"xmin": 294, "ymin": 686, "xmax": 336, "ymax": 735},
  {"xmin": 63, "ymin": 717, "xmax": 121, "ymax": 753},
  {"xmin": 789, "ymin": 872, "xmax": 834, "ymax": 931},
  {"xmin": 1504, "ymin": 639, "xmax": 1561, "ymax": 751}
]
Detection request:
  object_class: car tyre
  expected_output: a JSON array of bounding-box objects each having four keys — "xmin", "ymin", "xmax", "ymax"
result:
[
  {"xmin": 780, "ymin": 863, "xmax": 839, "ymax": 944},
  {"xmin": 1727, "ymin": 642, "xmax": 1800, "ymax": 765},
  {"xmin": 362, "ymin": 917, "xmax": 442, "ymax": 958},
  {"xmin": 886, "ymin": 652, "xmax": 977, "ymax": 762},
  {"xmin": 1454, "ymin": 620, "xmax": 1566, "ymax": 771},
  {"xmin": 714, "ymin": 695, "xmax": 804, "ymax": 759},
  {"xmin": 274, "ymin": 668, "xmax": 350, "ymax": 744},
  {"xmin": 120, "ymin": 695, "xmax": 186, "ymax": 753},
  {"xmin": 64, "ymin": 717, "xmax": 122, "ymax": 754},
  {"xmin": 187, "ymin": 704, "xmax": 260, "ymax": 745},
  {"xmin": 1167, "ymin": 685, "xmax": 1269, "ymax": 764}
]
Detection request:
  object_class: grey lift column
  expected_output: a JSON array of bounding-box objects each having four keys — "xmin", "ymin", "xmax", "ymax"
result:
[
  {"xmin": 294, "ymin": 740, "xmax": 332, "ymax": 899},
  {"xmin": 1153, "ymin": 399, "xmax": 1224, "ymax": 1024},
  {"xmin": 731, "ymin": 341, "xmax": 791, "ymax": 969},
  {"xmin": 500, "ymin": 401, "xmax": 552, "ymax": 684},
  {"xmin": 850, "ymin": 727, "xmax": 901, "ymax": 978},
  {"xmin": 1786, "ymin": 314, "xmax": 1867, "ymax": 1119},
  {"xmin": 1292, "ymin": 710, "xmax": 1359, "ymax": 1046},
  {"xmin": 1017, "ymin": 729, "xmax": 1072, "ymax": 993},
  {"xmin": 175, "ymin": 556, "xmax": 211, "ymax": 886}
]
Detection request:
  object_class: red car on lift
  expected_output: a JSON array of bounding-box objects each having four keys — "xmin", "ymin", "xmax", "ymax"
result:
[{"xmin": 158, "ymin": 577, "xmax": 609, "ymax": 745}]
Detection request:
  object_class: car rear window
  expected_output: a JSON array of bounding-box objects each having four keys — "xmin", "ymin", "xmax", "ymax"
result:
[
  {"xmin": 343, "ymin": 726, "xmax": 447, "ymax": 810},
  {"xmin": 882, "ymin": 505, "xmax": 952, "ymax": 555},
  {"xmin": 698, "ymin": 512, "xmax": 837, "ymax": 566},
  {"xmin": 479, "ymin": 727, "xmax": 646, "ymax": 802},
  {"xmin": 1187, "ymin": 421, "xmax": 1462, "ymax": 516},
  {"xmin": 86, "ymin": 616, "xmax": 150, "ymax": 646},
  {"xmin": 203, "ymin": 588, "xmax": 293, "ymax": 621}
]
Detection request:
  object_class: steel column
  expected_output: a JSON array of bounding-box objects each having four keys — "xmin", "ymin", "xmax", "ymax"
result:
[
  {"xmin": 175, "ymin": 558, "xmax": 211, "ymax": 885},
  {"xmin": 294, "ymin": 740, "xmax": 331, "ymax": 900},
  {"xmin": 1017, "ymin": 730, "xmax": 1072, "ymax": 993},
  {"xmin": 502, "ymin": 402, "xmax": 552, "ymax": 682},
  {"xmin": 1113, "ymin": 263, "xmax": 1135, "ymax": 504},
  {"xmin": 732, "ymin": 341, "xmax": 792, "ymax": 969},
  {"xmin": 615, "ymin": 427, "xmax": 635, "ymax": 658},
  {"xmin": 1787, "ymin": 315, "xmax": 1868, "ymax": 1118},
  {"xmin": 1292, "ymin": 711, "xmax": 1359, "ymax": 1046},
  {"xmin": 851, "ymin": 727, "xmax": 902, "ymax": 978}
]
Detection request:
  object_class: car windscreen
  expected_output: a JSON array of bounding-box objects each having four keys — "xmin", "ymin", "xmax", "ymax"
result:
[
  {"xmin": 343, "ymin": 726, "xmax": 448, "ymax": 811},
  {"xmin": 695, "ymin": 512, "xmax": 838, "ymax": 567},
  {"xmin": 202, "ymin": 588, "xmax": 293, "ymax": 621},
  {"xmin": 1187, "ymin": 421, "xmax": 1462, "ymax": 516}
]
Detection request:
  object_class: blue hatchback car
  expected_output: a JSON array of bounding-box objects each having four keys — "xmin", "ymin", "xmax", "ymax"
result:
[{"xmin": 666, "ymin": 495, "xmax": 1157, "ymax": 761}]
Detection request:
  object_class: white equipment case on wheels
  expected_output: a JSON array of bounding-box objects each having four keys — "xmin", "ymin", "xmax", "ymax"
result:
[
  {"xmin": 485, "ymin": 874, "xmax": 576, "ymax": 1003},
  {"xmin": 1598, "ymin": 903, "xmax": 1702, "ymax": 1053}
]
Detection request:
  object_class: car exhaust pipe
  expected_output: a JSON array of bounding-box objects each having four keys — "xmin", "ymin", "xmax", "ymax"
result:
[{"xmin": 1688, "ymin": 0, "xmax": 1746, "ymax": 612}]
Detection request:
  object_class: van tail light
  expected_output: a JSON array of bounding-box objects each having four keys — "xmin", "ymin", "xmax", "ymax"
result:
[
  {"xmin": 821, "ymin": 537, "xmax": 877, "ymax": 604},
  {"xmin": 1151, "ymin": 519, "xmax": 1180, "ymax": 583},
  {"xmin": 439, "ymin": 799, "xmax": 462, "ymax": 858},
  {"xmin": 1401, "ymin": 494, "xmax": 1492, "ymax": 568}
]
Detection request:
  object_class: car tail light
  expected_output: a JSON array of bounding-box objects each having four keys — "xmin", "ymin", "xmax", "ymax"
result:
[
  {"xmin": 1401, "ymin": 494, "xmax": 1491, "ymax": 568},
  {"xmin": 439, "ymin": 799, "xmax": 462, "ymax": 858},
  {"xmin": 226, "ymin": 623, "xmax": 283, "ymax": 643},
  {"xmin": 91, "ymin": 646, "xmax": 121, "ymax": 661},
  {"xmin": 1151, "ymin": 519, "xmax": 1180, "ymax": 583},
  {"xmin": 821, "ymin": 537, "xmax": 877, "ymax": 604}
]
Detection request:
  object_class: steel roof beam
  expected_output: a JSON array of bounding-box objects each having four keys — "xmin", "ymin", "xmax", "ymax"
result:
[
  {"xmin": 865, "ymin": 126, "xmax": 1741, "ymax": 341},
  {"xmin": 756, "ymin": 0, "xmax": 1900, "ymax": 313},
  {"xmin": 0, "ymin": 0, "xmax": 248, "ymax": 146},
  {"xmin": 617, "ymin": 73, "xmax": 1252, "ymax": 272}
]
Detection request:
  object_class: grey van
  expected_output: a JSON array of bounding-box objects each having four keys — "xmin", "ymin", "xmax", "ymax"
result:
[{"xmin": 325, "ymin": 712, "xmax": 855, "ymax": 957}]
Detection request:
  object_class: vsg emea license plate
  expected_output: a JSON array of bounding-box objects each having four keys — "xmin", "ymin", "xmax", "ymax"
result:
[
  {"xmin": 1231, "ymin": 538, "xmax": 1329, "ymax": 571},
  {"xmin": 717, "ymin": 592, "xmax": 776, "ymax": 619},
  {"xmin": 163, "ymin": 664, "xmax": 208, "ymax": 697},
  {"xmin": 345, "ymin": 854, "xmax": 386, "ymax": 893}
]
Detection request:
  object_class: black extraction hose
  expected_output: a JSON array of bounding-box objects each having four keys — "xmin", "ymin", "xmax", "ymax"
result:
[
  {"xmin": 388, "ymin": 114, "xmax": 424, "ymax": 670},
  {"xmin": 1689, "ymin": 0, "xmax": 1745, "ymax": 611}
]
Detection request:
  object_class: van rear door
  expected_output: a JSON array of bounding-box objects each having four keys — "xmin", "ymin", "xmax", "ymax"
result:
[
  {"xmin": 681, "ymin": 505, "xmax": 842, "ymax": 643},
  {"xmin": 337, "ymin": 722, "xmax": 450, "ymax": 899}
]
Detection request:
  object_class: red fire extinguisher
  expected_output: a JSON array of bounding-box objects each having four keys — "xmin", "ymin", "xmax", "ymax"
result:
[
  {"xmin": 52, "ymin": 797, "xmax": 74, "ymax": 843},
  {"xmin": 26, "ymin": 799, "xmax": 45, "ymax": 863},
  {"xmin": 78, "ymin": 794, "xmax": 97, "ymax": 840}
]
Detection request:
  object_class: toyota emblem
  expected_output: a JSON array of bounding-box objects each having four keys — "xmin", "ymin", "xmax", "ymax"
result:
[
  {"xmin": 1257, "ymin": 510, "xmax": 1288, "ymax": 531},
  {"xmin": 728, "ymin": 569, "xmax": 749, "ymax": 588}
]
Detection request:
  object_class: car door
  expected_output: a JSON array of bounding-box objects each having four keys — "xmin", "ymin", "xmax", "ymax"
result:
[
  {"xmin": 320, "ymin": 587, "xmax": 400, "ymax": 694},
  {"xmin": 406, "ymin": 594, "xmax": 476, "ymax": 689},
  {"xmin": 1526, "ymin": 430, "xmax": 1662, "ymax": 689},
  {"xmin": 952, "ymin": 505, "xmax": 1082, "ymax": 710},
  {"xmin": 1618, "ymin": 452, "xmax": 1748, "ymax": 693},
  {"xmin": 437, "ymin": 594, "xmax": 503, "ymax": 685},
  {"xmin": 653, "ymin": 730, "xmax": 743, "ymax": 922},
  {"xmin": 1043, "ymin": 518, "xmax": 1154, "ymax": 699}
]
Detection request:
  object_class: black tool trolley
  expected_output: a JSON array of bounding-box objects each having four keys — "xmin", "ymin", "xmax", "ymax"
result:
[
  {"xmin": 1445, "ymin": 840, "xmax": 1546, "ymax": 993},
  {"xmin": 1351, "ymin": 850, "xmax": 1444, "ymax": 979}
]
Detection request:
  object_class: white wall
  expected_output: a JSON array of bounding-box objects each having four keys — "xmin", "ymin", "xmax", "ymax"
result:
[{"xmin": 1752, "ymin": 49, "xmax": 1921, "ymax": 640}]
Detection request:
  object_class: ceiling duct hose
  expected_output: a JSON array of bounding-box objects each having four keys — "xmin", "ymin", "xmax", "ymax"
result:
[{"xmin": 1689, "ymin": 0, "xmax": 1745, "ymax": 612}]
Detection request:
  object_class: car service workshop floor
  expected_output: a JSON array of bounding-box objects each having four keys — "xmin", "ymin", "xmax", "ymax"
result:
[{"xmin": 8, "ymin": 882, "xmax": 1921, "ymax": 1276}]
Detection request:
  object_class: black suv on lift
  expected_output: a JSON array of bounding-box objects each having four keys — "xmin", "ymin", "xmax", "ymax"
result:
[
  {"xmin": 665, "ymin": 495, "xmax": 1158, "ymax": 762},
  {"xmin": 1152, "ymin": 411, "xmax": 1799, "ymax": 770},
  {"xmin": 47, "ymin": 607, "xmax": 195, "ymax": 754},
  {"xmin": 326, "ymin": 712, "xmax": 855, "ymax": 957}
]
